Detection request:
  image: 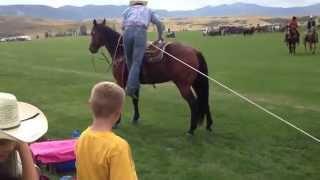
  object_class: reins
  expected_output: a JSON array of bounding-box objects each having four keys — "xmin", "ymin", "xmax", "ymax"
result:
[
  {"xmin": 90, "ymin": 51, "xmax": 112, "ymax": 73},
  {"xmin": 113, "ymin": 35, "xmax": 123, "ymax": 61},
  {"xmin": 90, "ymin": 35, "xmax": 122, "ymax": 73}
]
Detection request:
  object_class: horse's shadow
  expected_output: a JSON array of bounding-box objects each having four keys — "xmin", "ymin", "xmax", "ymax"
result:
[
  {"xmin": 293, "ymin": 52, "xmax": 319, "ymax": 57},
  {"xmin": 115, "ymin": 118, "xmax": 215, "ymax": 143}
]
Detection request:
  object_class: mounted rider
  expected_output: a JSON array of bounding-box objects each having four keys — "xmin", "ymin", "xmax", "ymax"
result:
[
  {"xmin": 288, "ymin": 16, "xmax": 300, "ymax": 43},
  {"xmin": 307, "ymin": 15, "xmax": 316, "ymax": 33},
  {"xmin": 306, "ymin": 15, "xmax": 318, "ymax": 41},
  {"xmin": 122, "ymin": 0, "xmax": 164, "ymax": 99}
]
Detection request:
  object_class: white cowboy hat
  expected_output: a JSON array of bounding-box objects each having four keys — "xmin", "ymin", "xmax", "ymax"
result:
[
  {"xmin": 0, "ymin": 93, "xmax": 48, "ymax": 143},
  {"xmin": 130, "ymin": 0, "xmax": 148, "ymax": 6}
]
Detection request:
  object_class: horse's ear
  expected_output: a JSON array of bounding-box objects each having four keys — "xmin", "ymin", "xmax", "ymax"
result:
[
  {"xmin": 93, "ymin": 19, "xmax": 97, "ymax": 26},
  {"xmin": 102, "ymin": 18, "xmax": 106, "ymax": 26}
]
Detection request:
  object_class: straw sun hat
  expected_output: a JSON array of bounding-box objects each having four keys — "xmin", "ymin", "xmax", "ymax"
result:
[
  {"xmin": 0, "ymin": 93, "xmax": 48, "ymax": 143},
  {"xmin": 130, "ymin": 0, "xmax": 148, "ymax": 6}
]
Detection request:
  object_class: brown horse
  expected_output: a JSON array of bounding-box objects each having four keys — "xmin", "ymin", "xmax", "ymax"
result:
[
  {"xmin": 89, "ymin": 19, "xmax": 213, "ymax": 135},
  {"xmin": 285, "ymin": 27, "xmax": 299, "ymax": 55},
  {"xmin": 304, "ymin": 29, "xmax": 318, "ymax": 54}
]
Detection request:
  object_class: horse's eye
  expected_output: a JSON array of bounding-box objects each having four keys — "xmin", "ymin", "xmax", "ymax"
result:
[{"xmin": 91, "ymin": 31, "xmax": 95, "ymax": 35}]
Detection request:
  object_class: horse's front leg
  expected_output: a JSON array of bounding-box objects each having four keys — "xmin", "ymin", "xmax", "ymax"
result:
[
  {"xmin": 304, "ymin": 39, "xmax": 307, "ymax": 52},
  {"xmin": 132, "ymin": 89, "xmax": 140, "ymax": 124},
  {"xmin": 289, "ymin": 43, "xmax": 292, "ymax": 54}
]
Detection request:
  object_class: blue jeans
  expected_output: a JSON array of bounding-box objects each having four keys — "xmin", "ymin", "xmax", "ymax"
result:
[{"xmin": 123, "ymin": 26, "xmax": 147, "ymax": 95}]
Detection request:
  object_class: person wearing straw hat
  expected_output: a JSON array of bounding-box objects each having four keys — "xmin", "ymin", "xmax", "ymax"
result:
[
  {"xmin": 122, "ymin": 0, "xmax": 164, "ymax": 99},
  {"xmin": 0, "ymin": 93, "xmax": 48, "ymax": 180}
]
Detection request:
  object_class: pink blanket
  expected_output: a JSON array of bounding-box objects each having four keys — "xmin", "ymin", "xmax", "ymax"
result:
[{"xmin": 30, "ymin": 139, "xmax": 76, "ymax": 164}]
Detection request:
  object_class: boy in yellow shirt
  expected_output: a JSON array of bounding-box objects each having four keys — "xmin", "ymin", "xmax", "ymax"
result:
[{"xmin": 75, "ymin": 82, "xmax": 138, "ymax": 180}]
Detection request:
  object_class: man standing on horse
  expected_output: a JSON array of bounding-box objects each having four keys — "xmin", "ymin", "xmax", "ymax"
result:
[
  {"xmin": 122, "ymin": 0, "xmax": 164, "ymax": 98},
  {"xmin": 289, "ymin": 16, "xmax": 300, "ymax": 44}
]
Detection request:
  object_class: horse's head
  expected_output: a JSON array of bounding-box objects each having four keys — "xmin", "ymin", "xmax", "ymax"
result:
[{"xmin": 89, "ymin": 19, "xmax": 107, "ymax": 54}]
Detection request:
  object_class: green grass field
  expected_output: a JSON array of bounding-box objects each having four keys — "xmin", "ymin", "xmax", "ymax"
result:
[{"xmin": 0, "ymin": 32, "xmax": 319, "ymax": 180}]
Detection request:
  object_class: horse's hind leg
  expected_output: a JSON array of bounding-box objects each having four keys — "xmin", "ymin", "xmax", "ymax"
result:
[
  {"xmin": 177, "ymin": 84, "xmax": 198, "ymax": 135},
  {"xmin": 313, "ymin": 44, "xmax": 316, "ymax": 54},
  {"xmin": 206, "ymin": 107, "xmax": 213, "ymax": 132},
  {"xmin": 192, "ymin": 78, "xmax": 213, "ymax": 132},
  {"xmin": 312, "ymin": 43, "xmax": 316, "ymax": 54}
]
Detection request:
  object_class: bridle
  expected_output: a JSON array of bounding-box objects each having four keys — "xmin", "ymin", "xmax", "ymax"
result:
[
  {"xmin": 90, "ymin": 35, "xmax": 123, "ymax": 73},
  {"xmin": 113, "ymin": 35, "xmax": 123, "ymax": 61}
]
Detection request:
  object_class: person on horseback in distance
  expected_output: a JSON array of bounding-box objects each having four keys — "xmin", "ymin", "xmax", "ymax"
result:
[
  {"xmin": 307, "ymin": 15, "xmax": 316, "ymax": 32},
  {"xmin": 122, "ymin": 0, "xmax": 164, "ymax": 99},
  {"xmin": 288, "ymin": 16, "xmax": 300, "ymax": 44},
  {"xmin": 306, "ymin": 15, "xmax": 318, "ymax": 41}
]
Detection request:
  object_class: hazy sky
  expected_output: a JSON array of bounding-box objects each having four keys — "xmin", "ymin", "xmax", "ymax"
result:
[{"xmin": 0, "ymin": 0, "xmax": 319, "ymax": 10}]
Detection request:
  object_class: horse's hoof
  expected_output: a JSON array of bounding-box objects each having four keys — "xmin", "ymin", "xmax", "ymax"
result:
[
  {"xmin": 186, "ymin": 131, "xmax": 194, "ymax": 136},
  {"xmin": 131, "ymin": 119, "xmax": 140, "ymax": 125},
  {"xmin": 113, "ymin": 123, "xmax": 120, "ymax": 129},
  {"xmin": 206, "ymin": 127, "xmax": 213, "ymax": 132}
]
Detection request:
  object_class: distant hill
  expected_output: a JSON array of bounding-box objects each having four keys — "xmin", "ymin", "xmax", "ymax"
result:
[
  {"xmin": 0, "ymin": 5, "xmax": 127, "ymax": 20},
  {"xmin": 161, "ymin": 3, "xmax": 320, "ymax": 17},
  {"xmin": 0, "ymin": 3, "xmax": 319, "ymax": 20},
  {"xmin": 0, "ymin": 16, "xmax": 80, "ymax": 36}
]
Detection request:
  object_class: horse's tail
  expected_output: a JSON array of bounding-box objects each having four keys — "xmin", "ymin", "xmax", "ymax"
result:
[{"xmin": 193, "ymin": 51, "xmax": 210, "ymax": 125}]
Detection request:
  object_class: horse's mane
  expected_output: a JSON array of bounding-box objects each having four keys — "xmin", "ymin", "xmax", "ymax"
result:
[
  {"xmin": 97, "ymin": 24, "xmax": 123, "ymax": 56},
  {"xmin": 99, "ymin": 25, "xmax": 121, "ymax": 42}
]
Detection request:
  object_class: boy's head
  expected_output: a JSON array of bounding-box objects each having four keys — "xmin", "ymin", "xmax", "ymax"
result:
[{"xmin": 89, "ymin": 82, "xmax": 125, "ymax": 120}]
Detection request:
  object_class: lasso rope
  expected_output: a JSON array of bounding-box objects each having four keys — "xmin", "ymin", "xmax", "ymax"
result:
[{"xmin": 149, "ymin": 42, "xmax": 320, "ymax": 144}]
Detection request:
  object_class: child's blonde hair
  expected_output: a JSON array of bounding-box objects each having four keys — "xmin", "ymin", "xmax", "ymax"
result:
[{"xmin": 89, "ymin": 82, "xmax": 125, "ymax": 118}]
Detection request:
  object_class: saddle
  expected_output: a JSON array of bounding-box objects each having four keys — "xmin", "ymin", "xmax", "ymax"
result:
[{"xmin": 144, "ymin": 41, "xmax": 171, "ymax": 63}]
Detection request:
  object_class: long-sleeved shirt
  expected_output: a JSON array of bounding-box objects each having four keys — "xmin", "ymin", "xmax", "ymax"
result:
[
  {"xmin": 289, "ymin": 20, "xmax": 298, "ymax": 30},
  {"xmin": 122, "ymin": 5, "xmax": 163, "ymax": 39},
  {"xmin": 307, "ymin": 20, "xmax": 316, "ymax": 30}
]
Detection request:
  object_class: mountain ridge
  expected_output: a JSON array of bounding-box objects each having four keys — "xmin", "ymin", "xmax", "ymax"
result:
[{"xmin": 0, "ymin": 3, "xmax": 319, "ymax": 20}]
